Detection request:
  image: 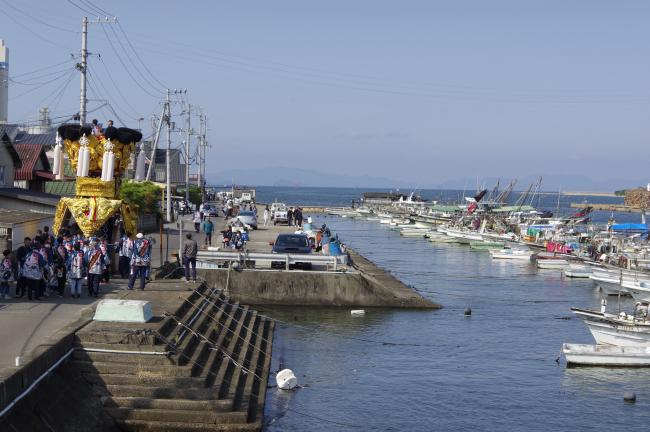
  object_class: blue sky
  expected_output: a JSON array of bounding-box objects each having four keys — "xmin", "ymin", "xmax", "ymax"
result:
[{"xmin": 2, "ymin": 0, "xmax": 650, "ymax": 188}]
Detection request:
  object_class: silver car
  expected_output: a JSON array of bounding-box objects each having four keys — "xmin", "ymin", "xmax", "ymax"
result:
[{"xmin": 235, "ymin": 211, "xmax": 258, "ymax": 229}]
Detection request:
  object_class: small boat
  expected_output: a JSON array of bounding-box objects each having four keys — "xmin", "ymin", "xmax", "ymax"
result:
[
  {"xmin": 563, "ymin": 264, "xmax": 592, "ymax": 278},
  {"xmin": 469, "ymin": 241, "xmax": 505, "ymax": 251},
  {"xmin": 571, "ymin": 305, "xmax": 650, "ymax": 347},
  {"xmin": 400, "ymin": 228, "xmax": 430, "ymax": 238},
  {"xmin": 489, "ymin": 249, "xmax": 534, "ymax": 261},
  {"xmin": 537, "ymin": 258, "xmax": 569, "ymax": 270},
  {"xmin": 563, "ymin": 343, "xmax": 650, "ymax": 366},
  {"xmin": 622, "ymin": 280, "xmax": 650, "ymax": 303},
  {"xmin": 427, "ymin": 234, "xmax": 459, "ymax": 243}
]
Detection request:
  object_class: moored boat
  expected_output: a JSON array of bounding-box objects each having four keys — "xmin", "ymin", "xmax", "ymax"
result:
[{"xmin": 563, "ymin": 343, "xmax": 650, "ymax": 366}]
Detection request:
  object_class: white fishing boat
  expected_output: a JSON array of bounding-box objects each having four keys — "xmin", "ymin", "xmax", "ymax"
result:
[
  {"xmin": 444, "ymin": 229, "xmax": 483, "ymax": 245},
  {"xmin": 571, "ymin": 305, "xmax": 650, "ymax": 347},
  {"xmin": 622, "ymin": 280, "xmax": 650, "ymax": 303},
  {"xmin": 589, "ymin": 269, "xmax": 624, "ymax": 295},
  {"xmin": 427, "ymin": 233, "xmax": 459, "ymax": 243},
  {"xmin": 563, "ymin": 263, "xmax": 592, "ymax": 278},
  {"xmin": 563, "ymin": 343, "xmax": 650, "ymax": 366},
  {"xmin": 537, "ymin": 258, "xmax": 569, "ymax": 270},
  {"xmin": 489, "ymin": 248, "xmax": 534, "ymax": 261},
  {"xmin": 400, "ymin": 228, "xmax": 430, "ymax": 238}
]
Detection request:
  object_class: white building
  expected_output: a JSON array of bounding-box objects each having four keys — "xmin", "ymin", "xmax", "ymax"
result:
[{"xmin": 0, "ymin": 39, "xmax": 7, "ymax": 123}]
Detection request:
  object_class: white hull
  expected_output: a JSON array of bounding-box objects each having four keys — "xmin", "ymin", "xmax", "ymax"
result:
[
  {"xmin": 564, "ymin": 269, "xmax": 591, "ymax": 278},
  {"xmin": 585, "ymin": 320, "xmax": 650, "ymax": 347},
  {"xmin": 563, "ymin": 343, "xmax": 650, "ymax": 366},
  {"xmin": 489, "ymin": 249, "xmax": 533, "ymax": 261},
  {"xmin": 537, "ymin": 259, "xmax": 569, "ymax": 269},
  {"xmin": 623, "ymin": 281, "xmax": 650, "ymax": 303}
]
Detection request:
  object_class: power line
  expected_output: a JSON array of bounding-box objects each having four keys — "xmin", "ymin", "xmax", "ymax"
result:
[
  {"xmin": 0, "ymin": 0, "xmax": 78, "ymax": 34},
  {"xmin": 96, "ymin": 56, "xmax": 141, "ymax": 118},
  {"xmin": 86, "ymin": 70, "xmax": 128, "ymax": 125},
  {"xmin": 116, "ymin": 20, "xmax": 168, "ymax": 89},
  {"xmin": 9, "ymin": 65, "xmax": 80, "ymax": 86},
  {"xmin": 70, "ymin": 0, "xmax": 168, "ymax": 91},
  {"xmin": 9, "ymin": 68, "xmax": 76, "ymax": 100},
  {"xmin": 99, "ymin": 23, "xmax": 162, "ymax": 99},
  {"xmin": 11, "ymin": 59, "xmax": 77, "ymax": 79},
  {"xmin": 91, "ymin": 58, "xmax": 141, "ymax": 118},
  {"xmin": 0, "ymin": 7, "xmax": 69, "ymax": 48},
  {"xmin": 107, "ymin": 23, "xmax": 164, "ymax": 95},
  {"xmin": 66, "ymin": 0, "xmax": 95, "ymax": 15}
]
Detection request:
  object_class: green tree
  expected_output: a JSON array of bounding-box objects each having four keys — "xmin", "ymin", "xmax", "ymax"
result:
[
  {"xmin": 120, "ymin": 181, "xmax": 161, "ymax": 214},
  {"xmin": 188, "ymin": 185, "xmax": 202, "ymax": 206}
]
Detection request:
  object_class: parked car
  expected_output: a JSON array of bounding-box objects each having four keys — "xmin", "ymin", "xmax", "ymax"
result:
[
  {"xmin": 203, "ymin": 204, "xmax": 219, "ymax": 217},
  {"xmin": 235, "ymin": 210, "xmax": 258, "ymax": 229},
  {"xmin": 271, "ymin": 233, "xmax": 312, "ymax": 270}
]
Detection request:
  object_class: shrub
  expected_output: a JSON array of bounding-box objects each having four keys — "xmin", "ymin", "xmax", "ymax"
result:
[{"xmin": 120, "ymin": 181, "xmax": 161, "ymax": 214}]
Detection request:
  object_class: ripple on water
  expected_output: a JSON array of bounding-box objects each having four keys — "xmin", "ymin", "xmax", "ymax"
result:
[{"xmin": 264, "ymin": 216, "xmax": 650, "ymax": 431}]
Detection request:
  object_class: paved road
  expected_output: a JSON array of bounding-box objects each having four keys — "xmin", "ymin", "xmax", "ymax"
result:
[{"xmin": 0, "ymin": 280, "xmax": 123, "ymax": 375}]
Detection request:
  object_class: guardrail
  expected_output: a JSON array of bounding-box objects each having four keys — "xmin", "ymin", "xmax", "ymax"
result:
[{"xmin": 196, "ymin": 250, "xmax": 347, "ymax": 271}]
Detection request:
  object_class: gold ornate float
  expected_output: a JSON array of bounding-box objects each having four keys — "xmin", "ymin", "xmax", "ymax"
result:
[{"xmin": 52, "ymin": 124, "xmax": 142, "ymax": 238}]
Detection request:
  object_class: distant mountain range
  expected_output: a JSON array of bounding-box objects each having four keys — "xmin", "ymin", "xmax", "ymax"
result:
[
  {"xmin": 206, "ymin": 167, "xmax": 646, "ymax": 193},
  {"xmin": 206, "ymin": 167, "xmax": 413, "ymax": 189}
]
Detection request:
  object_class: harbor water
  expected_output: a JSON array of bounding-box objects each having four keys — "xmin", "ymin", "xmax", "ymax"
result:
[{"xmin": 259, "ymin": 188, "xmax": 650, "ymax": 430}]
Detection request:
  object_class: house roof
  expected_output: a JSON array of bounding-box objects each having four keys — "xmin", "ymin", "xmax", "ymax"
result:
[
  {"xmin": 0, "ymin": 209, "xmax": 53, "ymax": 228},
  {"xmin": 13, "ymin": 131, "xmax": 57, "ymax": 147},
  {"xmin": 14, "ymin": 143, "xmax": 52, "ymax": 180},
  {"xmin": 0, "ymin": 187, "xmax": 60, "ymax": 206},
  {"xmin": 0, "ymin": 125, "xmax": 22, "ymax": 168}
]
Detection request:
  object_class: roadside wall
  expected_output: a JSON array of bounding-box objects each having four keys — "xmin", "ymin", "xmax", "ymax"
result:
[{"xmin": 197, "ymin": 267, "xmax": 439, "ymax": 308}]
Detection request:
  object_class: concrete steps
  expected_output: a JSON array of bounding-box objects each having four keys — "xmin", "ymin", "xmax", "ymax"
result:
[
  {"xmin": 105, "ymin": 407, "xmax": 248, "ymax": 424},
  {"xmin": 82, "ymin": 371, "xmax": 207, "ymax": 388},
  {"xmin": 101, "ymin": 396, "xmax": 233, "ymax": 412},
  {"xmin": 74, "ymin": 360, "xmax": 193, "ymax": 377},
  {"xmin": 75, "ymin": 282, "xmax": 272, "ymax": 431},
  {"xmin": 114, "ymin": 419, "xmax": 260, "ymax": 432}
]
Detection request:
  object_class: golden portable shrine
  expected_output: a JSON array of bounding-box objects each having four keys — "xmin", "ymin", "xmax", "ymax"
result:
[{"xmin": 52, "ymin": 124, "xmax": 143, "ymax": 240}]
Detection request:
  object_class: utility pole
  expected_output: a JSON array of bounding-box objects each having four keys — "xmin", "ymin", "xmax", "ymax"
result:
[
  {"xmin": 185, "ymin": 104, "xmax": 191, "ymax": 205},
  {"xmin": 197, "ymin": 113, "xmax": 204, "ymax": 188},
  {"xmin": 165, "ymin": 89, "xmax": 172, "ymax": 222},
  {"xmin": 201, "ymin": 115, "xmax": 208, "ymax": 200},
  {"xmin": 146, "ymin": 104, "xmax": 166, "ymax": 181},
  {"xmin": 79, "ymin": 16, "xmax": 88, "ymax": 125}
]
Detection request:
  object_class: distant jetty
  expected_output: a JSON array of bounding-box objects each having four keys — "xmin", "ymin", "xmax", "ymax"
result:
[{"xmin": 561, "ymin": 191, "xmax": 618, "ymax": 197}]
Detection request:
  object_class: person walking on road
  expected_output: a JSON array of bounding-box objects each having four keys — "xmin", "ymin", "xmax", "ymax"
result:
[
  {"xmin": 183, "ymin": 233, "xmax": 198, "ymax": 282},
  {"xmin": 118, "ymin": 233, "xmax": 134, "ymax": 278},
  {"xmin": 203, "ymin": 218, "xmax": 214, "ymax": 246},
  {"xmin": 23, "ymin": 246, "xmax": 46, "ymax": 300},
  {"xmin": 263, "ymin": 206, "xmax": 270, "ymax": 226},
  {"xmin": 67, "ymin": 245, "xmax": 86, "ymax": 298},
  {"xmin": 85, "ymin": 239, "xmax": 105, "ymax": 298},
  {"xmin": 128, "ymin": 233, "xmax": 151, "ymax": 291},
  {"xmin": 193, "ymin": 211, "xmax": 202, "ymax": 233}
]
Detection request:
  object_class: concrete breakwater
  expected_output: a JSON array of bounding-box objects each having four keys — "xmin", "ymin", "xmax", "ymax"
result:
[
  {"xmin": 0, "ymin": 280, "xmax": 274, "ymax": 431},
  {"xmin": 198, "ymin": 212, "xmax": 439, "ymax": 309},
  {"xmin": 198, "ymin": 248, "xmax": 438, "ymax": 308}
]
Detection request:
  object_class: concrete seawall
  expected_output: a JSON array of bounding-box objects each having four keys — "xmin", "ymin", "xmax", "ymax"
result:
[
  {"xmin": 0, "ymin": 280, "xmax": 275, "ymax": 431},
  {"xmin": 198, "ymin": 249, "xmax": 439, "ymax": 309}
]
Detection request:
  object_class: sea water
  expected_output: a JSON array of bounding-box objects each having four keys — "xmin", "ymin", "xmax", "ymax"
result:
[{"xmin": 254, "ymin": 188, "xmax": 649, "ymax": 430}]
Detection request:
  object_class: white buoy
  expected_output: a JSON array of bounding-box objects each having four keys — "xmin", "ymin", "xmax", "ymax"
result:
[
  {"xmin": 351, "ymin": 309, "xmax": 365, "ymax": 316},
  {"xmin": 15, "ymin": 356, "xmax": 21, "ymax": 367},
  {"xmin": 276, "ymin": 368, "xmax": 298, "ymax": 390}
]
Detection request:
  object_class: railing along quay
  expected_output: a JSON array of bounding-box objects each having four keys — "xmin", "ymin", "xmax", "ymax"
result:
[{"xmin": 196, "ymin": 250, "xmax": 348, "ymax": 271}]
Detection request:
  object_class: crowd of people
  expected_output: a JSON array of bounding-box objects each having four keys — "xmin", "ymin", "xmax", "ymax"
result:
[{"xmin": 0, "ymin": 225, "xmax": 153, "ymax": 300}]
